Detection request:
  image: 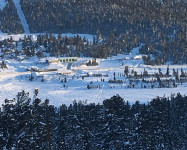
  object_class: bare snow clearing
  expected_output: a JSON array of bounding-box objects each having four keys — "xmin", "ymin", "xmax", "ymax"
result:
[
  {"xmin": 0, "ymin": 34, "xmax": 187, "ymax": 107},
  {"xmin": 1, "ymin": 53, "xmax": 187, "ymax": 107}
]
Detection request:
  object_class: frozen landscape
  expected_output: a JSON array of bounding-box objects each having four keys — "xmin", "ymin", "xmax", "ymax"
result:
[
  {"xmin": 0, "ymin": 0, "xmax": 186, "ymax": 149},
  {"xmin": 0, "ymin": 33, "xmax": 187, "ymax": 107},
  {"xmin": 0, "ymin": 0, "xmax": 186, "ymax": 107}
]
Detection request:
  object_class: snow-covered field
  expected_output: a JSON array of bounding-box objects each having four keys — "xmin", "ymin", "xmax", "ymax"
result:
[{"xmin": 1, "ymin": 43, "xmax": 187, "ymax": 107}]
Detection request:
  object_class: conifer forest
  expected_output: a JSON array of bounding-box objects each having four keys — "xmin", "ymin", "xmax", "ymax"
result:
[{"xmin": 0, "ymin": 0, "xmax": 186, "ymax": 149}]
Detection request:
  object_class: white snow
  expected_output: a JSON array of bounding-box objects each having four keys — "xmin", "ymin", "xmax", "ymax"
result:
[
  {"xmin": 133, "ymin": 55, "xmax": 142, "ymax": 60},
  {"xmin": 0, "ymin": 35, "xmax": 187, "ymax": 107},
  {"xmin": 0, "ymin": 0, "xmax": 7, "ymax": 11},
  {"xmin": 0, "ymin": 53, "xmax": 187, "ymax": 107},
  {"xmin": 0, "ymin": 33, "xmax": 95, "ymax": 43},
  {"xmin": 130, "ymin": 43, "xmax": 143, "ymax": 57},
  {"xmin": 12, "ymin": 0, "xmax": 30, "ymax": 34}
]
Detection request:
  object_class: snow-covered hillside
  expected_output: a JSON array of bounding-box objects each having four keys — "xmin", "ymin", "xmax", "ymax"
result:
[
  {"xmin": 0, "ymin": 0, "xmax": 7, "ymax": 11},
  {"xmin": 0, "ymin": 33, "xmax": 187, "ymax": 107},
  {"xmin": 12, "ymin": 0, "xmax": 30, "ymax": 33},
  {"xmin": 0, "ymin": 0, "xmax": 30, "ymax": 33},
  {"xmin": 0, "ymin": 33, "xmax": 95, "ymax": 43},
  {"xmin": 1, "ymin": 51, "xmax": 187, "ymax": 107}
]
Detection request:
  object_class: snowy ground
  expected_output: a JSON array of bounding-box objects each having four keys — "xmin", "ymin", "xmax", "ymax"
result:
[
  {"xmin": 1, "ymin": 45, "xmax": 187, "ymax": 107},
  {"xmin": 0, "ymin": 32, "xmax": 95, "ymax": 44},
  {"xmin": 0, "ymin": 1, "xmax": 186, "ymax": 107}
]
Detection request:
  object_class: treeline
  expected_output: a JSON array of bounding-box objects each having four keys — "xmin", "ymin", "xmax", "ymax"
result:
[
  {"xmin": 0, "ymin": 0, "xmax": 24, "ymax": 33},
  {"xmin": 0, "ymin": 91, "xmax": 187, "ymax": 149},
  {"xmin": 0, "ymin": 0, "xmax": 187, "ymax": 64},
  {"xmin": 19, "ymin": 0, "xmax": 187, "ymax": 64},
  {"xmin": 19, "ymin": 0, "xmax": 186, "ymax": 36},
  {"xmin": 0, "ymin": 34, "xmax": 124, "ymax": 58}
]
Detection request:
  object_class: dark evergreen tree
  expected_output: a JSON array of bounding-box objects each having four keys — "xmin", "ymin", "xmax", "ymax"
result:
[{"xmin": 0, "ymin": 91, "xmax": 187, "ymax": 149}]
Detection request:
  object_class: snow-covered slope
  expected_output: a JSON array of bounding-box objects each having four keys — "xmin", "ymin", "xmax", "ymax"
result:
[
  {"xmin": 0, "ymin": 0, "xmax": 7, "ymax": 11},
  {"xmin": 12, "ymin": 0, "xmax": 30, "ymax": 33},
  {"xmin": 0, "ymin": 33, "xmax": 95, "ymax": 43},
  {"xmin": 1, "ymin": 54, "xmax": 187, "ymax": 107},
  {"xmin": 0, "ymin": 33, "xmax": 187, "ymax": 107}
]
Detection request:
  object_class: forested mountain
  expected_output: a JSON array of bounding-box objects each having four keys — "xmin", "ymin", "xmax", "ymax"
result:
[
  {"xmin": 0, "ymin": 91, "xmax": 187, "ymax": 149},
  {"xmin": 0, "ymin": 0, "xmax": 23, "ymax": 33},
  {"xmin": 0, "ymin": 0, "xmax": 186, "ymax": 64}
]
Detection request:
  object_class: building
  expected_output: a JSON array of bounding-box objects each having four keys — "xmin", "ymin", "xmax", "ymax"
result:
[
  {"xmin": 58, "ymin": 57, "xmax": 79, "ymax": 63},
  {"xmin": 46, "ymin": 59, "xmax": 59, "ymax": 63},
  {"xmin": 46, "ymin": 57, "xmax": 79, "ymax": 64}
]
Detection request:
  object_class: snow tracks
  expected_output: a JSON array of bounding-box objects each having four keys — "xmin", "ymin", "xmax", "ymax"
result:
[{"xmin": 12, "ymin": 0, "xmax": 30, "ymax": 34}]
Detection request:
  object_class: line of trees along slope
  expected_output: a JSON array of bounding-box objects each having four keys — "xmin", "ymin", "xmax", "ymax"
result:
[
  {"xmin": 0, "ymin": 0, "xmax": 186, "ymax": 64},
  {"xmin": 0, "ymin": 91, "xmax": 187, "ymax": 149}
]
